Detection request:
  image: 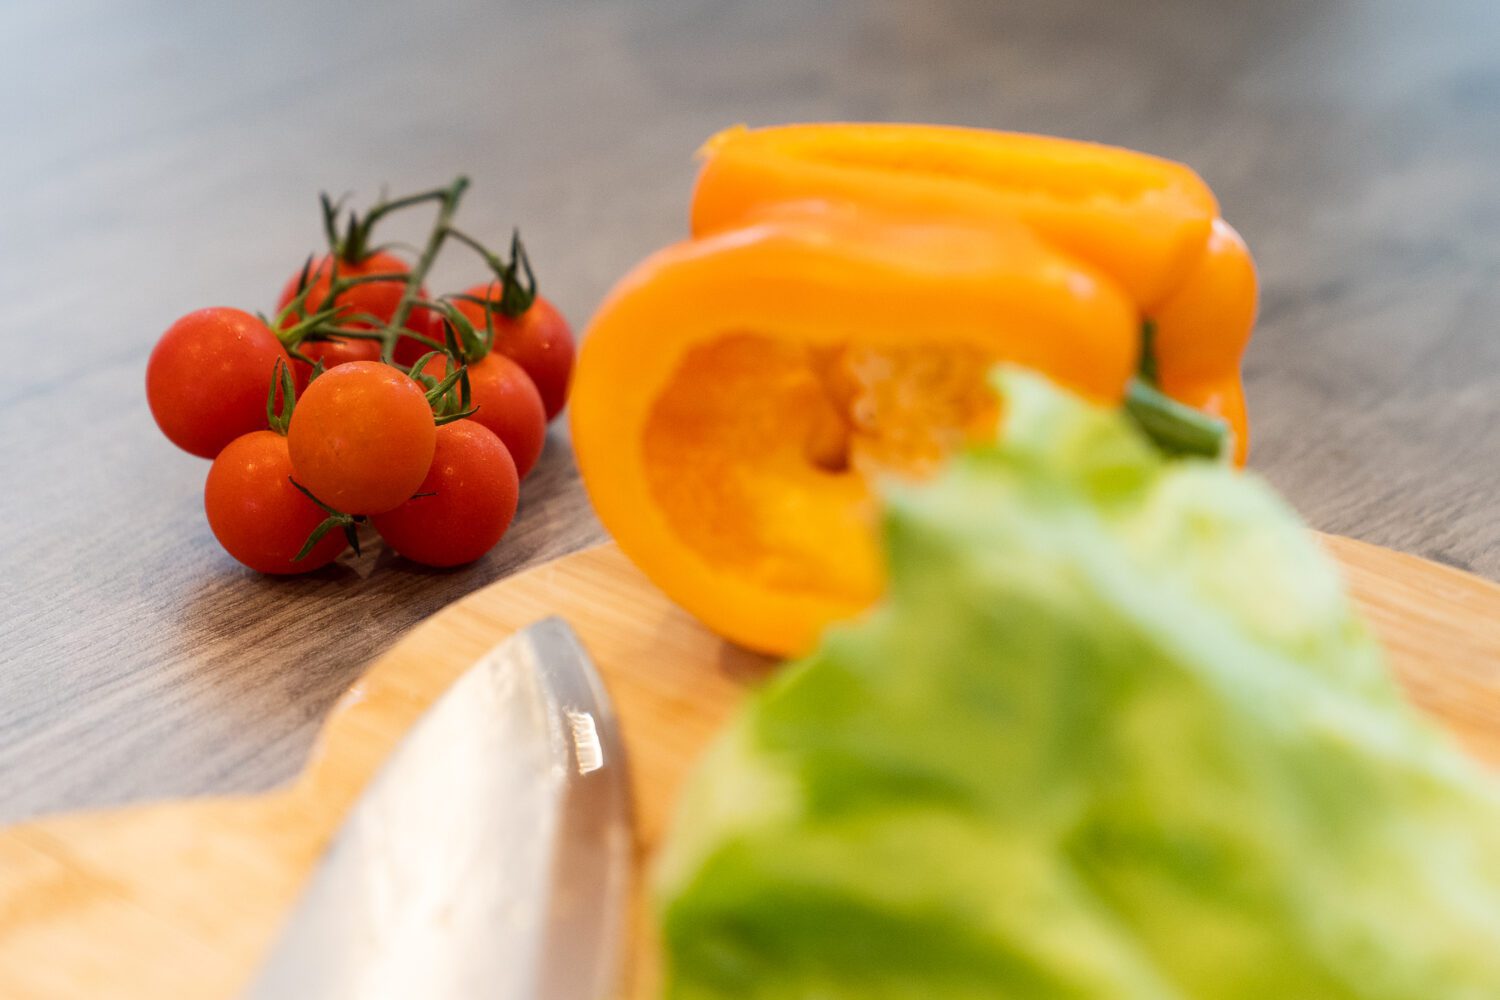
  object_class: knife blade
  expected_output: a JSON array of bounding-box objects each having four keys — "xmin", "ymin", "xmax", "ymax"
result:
[{"xmin": 246, "ymin": 617, "xmax": 632, "ymax": 1000}]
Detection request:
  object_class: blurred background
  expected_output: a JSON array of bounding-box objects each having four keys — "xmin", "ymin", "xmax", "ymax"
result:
[
  {"xmin": 1, "ymin": 0, "xmax": 1498, "ymax": 820},
  {"xmin": 4, "ymin": 0, "xmax": 1499, "ymax": 513}
]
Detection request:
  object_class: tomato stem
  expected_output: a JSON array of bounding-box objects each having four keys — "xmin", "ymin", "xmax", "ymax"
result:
[
  {"xmin": 304, "ymin": 177, "xmax": 516, "ymax": 372},
  {"xmin": 444, "ymin": 226, "xmax": 538, "ymax": 317},
  {"xmin": 322, "ymin": 186, "xmax": 456, "ymax": 264},
  {"xmin": 379, "ymin": 177, "xmax": 471, "ymax": 363},
  {"xmin": 265, "ymin": 359, "xmax": 297, "ymax": 435},
  {"xmin": 443, "ymin": 226, "xmax": 506, "ymax": 274},
  {"xmin": 273, "ymin": 302, "xmax": 344, "ymax": 352},
  {"xmin": 348, "ymin": 187, "xmax": 455, "ymax": 263},
  {"xmin": 329, "ymin": 271, "xmax": 414, "ymax": 289},
  {"xmin": 288, "ymin": 478, "xmax": 364, "ymax": 561},
  {"xmin": 272, "ymin": 263, "xmax": 411, "ymax": 351},
  {"xmin": 429, "ymin": 299, "xmax": 489, "ymax": 362},
  {"xmin": 319, "ymin": 194, "xmax": 348, "ymax": 260},
  {"xmin": 411, "ymin": 351, "xmax": 479, "ymax": 425},
  {"xmin": 423, "ymin": 362, "xmax": 469, "ymax": 404},
  {"xmin": 303, "ymin": 271, "xmax": 418, "ymax": 331}
]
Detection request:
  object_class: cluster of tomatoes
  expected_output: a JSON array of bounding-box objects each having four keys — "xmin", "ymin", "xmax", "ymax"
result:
[{"xmin": 144, "ymin": 178, "xmax": 574, "ymax": 573}]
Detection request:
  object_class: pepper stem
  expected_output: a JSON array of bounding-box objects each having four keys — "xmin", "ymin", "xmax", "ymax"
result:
[
  {"xmin": 1138, "ymin": 318, "xmax": 1160, "ymax": 385},
  {"xmin": 1124, "ymin": 378, "xmax": 1230, "ymax": 461}
]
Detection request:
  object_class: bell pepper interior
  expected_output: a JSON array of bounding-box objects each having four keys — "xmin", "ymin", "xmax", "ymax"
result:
[{"xmin": 642, "ymin": 331, "xmax": 998, "ymax": 598}]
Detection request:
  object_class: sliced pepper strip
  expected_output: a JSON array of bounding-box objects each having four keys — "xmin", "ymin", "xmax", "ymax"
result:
[
  {"xmin": 571, "ymin": 202, "xmax": 1137, "ymax": 656},
  {"xmin": 691, "ymin": 122, "xmax": 1220, "ymax": 309}
]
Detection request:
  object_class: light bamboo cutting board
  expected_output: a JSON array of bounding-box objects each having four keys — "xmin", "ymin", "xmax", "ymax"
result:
[{"xmin": 2, "ymin": 535, "xmax": 1499, "ymax": 999}]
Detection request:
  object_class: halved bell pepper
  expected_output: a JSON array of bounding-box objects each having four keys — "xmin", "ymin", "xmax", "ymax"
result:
[
  {"xmin": 690, "ymin": 122, "xmax": 1256, "ymax": 459},
  {"xmin": 571, "ymin": 202, "xmax": 1137, "ymax": 656},
  {"xmin": 691, "ymin": 123, "xmax": 1220, "ymax": 310}
]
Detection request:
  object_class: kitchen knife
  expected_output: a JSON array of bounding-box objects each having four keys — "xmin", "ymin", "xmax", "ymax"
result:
[{"xmin": 245, "ymin": 617, "xmax": 632, "ymax": 1000}]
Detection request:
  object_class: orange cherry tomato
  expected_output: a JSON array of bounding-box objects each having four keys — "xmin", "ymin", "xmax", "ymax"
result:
[{"xmin": 287, "ymin": 361, "xmax": 436, "ymax": 514}]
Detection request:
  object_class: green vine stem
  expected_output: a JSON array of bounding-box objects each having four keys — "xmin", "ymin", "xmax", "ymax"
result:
[
  {"xmin": 269, "ymin": 260, "xmax": 415, "ymax": 354},
  {"xmin": 443, "ymin": 226, "xmax": 506, "ymax": 277},
  {"xmin": 296, "ymin": 176, "xmax": 474, "ymax": 366},
  {"xmin": 417, "ymin": 354, "xmax": 478, "ymax": 425},
  {"xmin": 264, "ymin": 359, "xmax": 297, "ymax": 435},
  {"xmin": 429, "ymin": 300, "xmax": 489, "ymax": 362},
  {"xmin": 444, "ymin": 226, "xmax": 537, "ymax": 316},
  {"xmin": 289, "ymin": 479, "xmax": 364, "ymax": 561},
  {"xmin": 379, "ymin": 176, "xmax": 471, "ymax": 362},
  {"xmin": 322, "ymin": 185, "xmax": 456, "ymax": 264}
]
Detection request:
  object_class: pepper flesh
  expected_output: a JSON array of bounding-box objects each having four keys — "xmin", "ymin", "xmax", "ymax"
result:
[
  {"xmin": 571, "ymin": 203, "xmax": 1137, "ymax": 656},
  {"xmin": 691, "ymin": 123, "xmax": 1255, "ymax": 460}
]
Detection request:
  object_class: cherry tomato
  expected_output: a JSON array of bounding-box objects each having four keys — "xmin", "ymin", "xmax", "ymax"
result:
[
  {"xmin": 451, "ymin": 282, "xmax": 575, "ymax": 420},
  {"xmin": 416, "ymin": 352, "xmax": 546, "ymax": 478},
  {"xmin": 204, "ymin": 430, "xmax": 347, "ymax": 574},
  {"xmin": 372, "ymin": 420, "xmax": 519, "ymax": 567},
  {"xmin": 146, "ymin": 307, "xmax": 290, "ymax": 459},
  {"xmin": 287, "ymin": 361, "xmax": 436, "ymax": 514},
  {"xmin": 291, "ymin": 336, "xmax": 382, "ymax": 392},
  {"xmin": 277, "ymin": 250, "xmax": 418, "ymax": 328},
  {"xmin": 278, "ymin": 251, "xmax": 434, "ymax": 384}
]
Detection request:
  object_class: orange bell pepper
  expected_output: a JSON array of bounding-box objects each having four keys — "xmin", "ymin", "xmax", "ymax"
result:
[
  {"xmin": 690, "ymin": 123, "xmax": 1256, "ymax": 459},
  {"xmin": 692, "ymin": 123, "xmax": 1220, "ymax": 310},
  {"xmin": 571, "ymin": 202, "xmax": 1137, "ymax": 656}
]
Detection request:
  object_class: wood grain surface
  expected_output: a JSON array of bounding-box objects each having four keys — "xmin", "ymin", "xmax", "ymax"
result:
[
  {"xmin": 2, "ymin": 536, "xmax": 1499, "ymax": 999},
  {"xmin": 2, "ymin": 0, "xmax": 1498, "ymax": 825}
]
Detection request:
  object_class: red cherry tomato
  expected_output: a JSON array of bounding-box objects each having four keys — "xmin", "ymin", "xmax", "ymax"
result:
[
  {"xmin": 416, "ymin": 352, "xmax": 546, "ymax": 478},
  {"xmin": 292, "ymin": 336, "xmax": 383, "ymax": 391},
  {"xmin": 146, "ymin": 307, "xmax": 290, "ymax": 459},
  {"xmin": 372, "ymin": 420, "xmax": 519, "ymax": 567},
  {"xmin": 286, "ymin": 361, "xmax": 436, "ymax": 514},
  {"xmin": 278, "ymin": 251, "xmax": 432, "ymax": 385},
  {"xmin": 277, "ymin": 250, "xmax": 418, "ymax": 327},
  {"xmin": 204, "ymin": 431, "xmax": 347, "ymax": 574},
  {"xmin": 451, "ymin": 283, "xmax": 575, "ymax": 420}
]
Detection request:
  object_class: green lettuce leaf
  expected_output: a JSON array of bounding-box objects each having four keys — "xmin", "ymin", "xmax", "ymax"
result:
[{"xmin": 656, "ymin": 368, "xmax": 1500, "ymax": 1000}]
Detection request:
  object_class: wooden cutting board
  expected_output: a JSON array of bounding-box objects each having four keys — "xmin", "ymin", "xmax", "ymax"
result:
[{"xmin": 2, "ymin": 535, "xmax": 1499, "ymax": 998}]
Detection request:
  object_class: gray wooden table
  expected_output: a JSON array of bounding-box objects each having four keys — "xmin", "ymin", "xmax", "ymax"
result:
[{"xmin": 2, "ymin": 0, "xmax": 1497, "ymax": 824}]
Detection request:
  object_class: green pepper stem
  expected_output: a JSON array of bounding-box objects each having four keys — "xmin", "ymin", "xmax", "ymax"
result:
[
  {"xmin": 1137, "ymin": 318, "xmax": 1160, "ymax": 385},
  {"xmin": 1124, "ymin": 378, "xmax": 1230, "ymax": 461}
]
